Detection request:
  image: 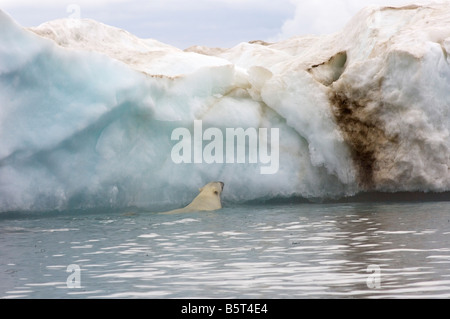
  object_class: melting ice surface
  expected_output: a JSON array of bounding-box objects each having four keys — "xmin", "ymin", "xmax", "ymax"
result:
[{"xmin": 1, "ymin": 4, "xmax": 450, "ymax": 212}]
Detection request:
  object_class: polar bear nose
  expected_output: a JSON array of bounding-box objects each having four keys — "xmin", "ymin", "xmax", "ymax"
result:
[{"xmin": 219, "ymin": 182, "xmax": 224, "ymax": 190}]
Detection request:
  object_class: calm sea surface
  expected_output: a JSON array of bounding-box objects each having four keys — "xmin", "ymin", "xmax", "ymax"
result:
[{"xmin": 1, "ymin": 201, "xmax": 450, "ymax": 298}]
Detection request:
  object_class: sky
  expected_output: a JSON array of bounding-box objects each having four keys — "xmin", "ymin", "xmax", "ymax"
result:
[{"xmin": 1, "ymin": 0, "xmax": 443, "ymax": 49}]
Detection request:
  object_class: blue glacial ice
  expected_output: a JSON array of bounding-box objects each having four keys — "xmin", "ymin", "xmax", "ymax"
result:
[{"xmin": 1, "ymin": 4, "xmax": 450, "ymax": 212}]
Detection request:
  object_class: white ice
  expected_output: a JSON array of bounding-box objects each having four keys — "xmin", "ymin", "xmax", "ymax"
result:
[{"xmin": 0, "ymin": 3, "xmax": 449, "ymax": 212}]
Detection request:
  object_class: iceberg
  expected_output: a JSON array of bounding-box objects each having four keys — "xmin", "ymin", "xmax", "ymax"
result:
[{"xmin": 0, "ymin": 4, "xmax": 450, "ymax": 212}]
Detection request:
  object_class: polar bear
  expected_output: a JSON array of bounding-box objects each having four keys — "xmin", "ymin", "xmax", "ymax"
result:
[{"xmin": 160, "ymin": 181, "xmax": 224, "ymax": 214}]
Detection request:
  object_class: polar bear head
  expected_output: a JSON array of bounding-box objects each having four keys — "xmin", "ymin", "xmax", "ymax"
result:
[
  {"xmin": 160, "ymin": 181, "xmax": 224, "ymax": 214},
  {"xmin": 199, "ymin": 181, "xmax": 224, "ymax": 197},
  {"xmin": 189, "ymin": 181, "xmax": 224, "ymax": 211}
]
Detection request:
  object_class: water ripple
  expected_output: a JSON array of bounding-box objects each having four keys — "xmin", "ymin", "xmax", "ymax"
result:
[{"xmin": 1, "ymin": 202, "xmax": 450, "ymax": 298}]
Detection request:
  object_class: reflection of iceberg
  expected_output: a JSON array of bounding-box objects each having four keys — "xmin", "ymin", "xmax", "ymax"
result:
[{"xmin": 1, "ymin": 4, "xmax": 450, "ymax": 212}]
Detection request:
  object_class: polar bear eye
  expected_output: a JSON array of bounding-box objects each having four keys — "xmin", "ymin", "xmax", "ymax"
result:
[{"xmin": 214, "ymin": 191, "xmax": 218, "ymax": 195}]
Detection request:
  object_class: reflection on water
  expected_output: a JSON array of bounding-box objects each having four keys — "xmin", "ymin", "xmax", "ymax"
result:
[{"xmin": 1, "ymin": 201, "xmax": 450, "ymax": 298}]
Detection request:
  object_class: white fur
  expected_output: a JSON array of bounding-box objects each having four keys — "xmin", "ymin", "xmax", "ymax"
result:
[{"xmin": 160, "ymin": 182, "xmax": 224, "ymax": 214}]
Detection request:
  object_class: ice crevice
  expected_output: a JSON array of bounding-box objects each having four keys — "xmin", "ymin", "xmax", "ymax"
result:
[{"xmin": 308, "ymin": 51, "xmax": 348, "ymax": 87}]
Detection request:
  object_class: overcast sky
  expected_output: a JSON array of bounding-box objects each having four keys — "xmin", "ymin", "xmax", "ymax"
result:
[{"xmin": 1, "ymin": 0, "xmax": 442, "ymax": 49}]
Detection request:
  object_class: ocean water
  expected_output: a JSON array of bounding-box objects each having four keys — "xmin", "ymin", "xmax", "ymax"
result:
[{"xmin": 1, "ymin": 201, "xmax": 450, "ymax": 299}]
